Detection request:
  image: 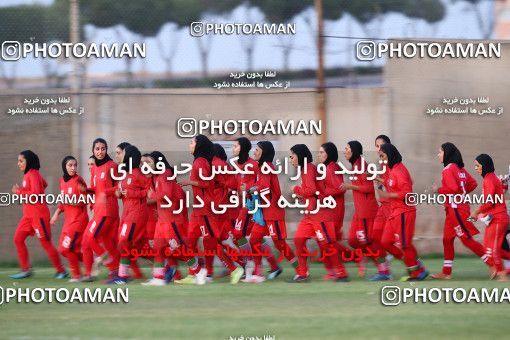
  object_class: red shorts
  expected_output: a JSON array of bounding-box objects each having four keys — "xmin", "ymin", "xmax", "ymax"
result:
[
  {"xmin": 188, "ymin": 214, "xmax": 222, "ymax": 240},
  {"xmin": 86, "ymin": 215, "xmax": 118, "ymax": 240},
  {"xmin": 295, "ymin": 219, "xmax": 337, "ymax": 244},
  {"xmin": 251, "ymin": 220, "xmax": 288, "ymax": 241},
  {"xmin": 59, "ymin": 229, "xmax": 83, "ymax": 253},
  {"xmin": 60, "ymin": 212, "xmax": 88, "ymax": 252},
  {"xmin": 154, "ymin": 221, "xmax": 188, "ymax": 249},
  {"xmin": 17, "ymin": 214, "xmax": 51, "ymax": 240},
  {"xmin": 118, "ymin": 217, "xmax": 147, "ymax": 244},
  {"xmin": 374, "ymin": 204, "xmax": 390, "ymax": 233},
  {"xmin": 443, "ymin": 207, "xmax": 479, "ymax": 239},
  {"xmin": 384, "ymin": 210, "xmax": 416, "ymax": 249},
  {"xmin": 349, "ymin": 216, "xmax": 375, "ymax": 245},
  {"xmin": 232, "ymin": 208, "xmax": 253, "ymax": 239}
]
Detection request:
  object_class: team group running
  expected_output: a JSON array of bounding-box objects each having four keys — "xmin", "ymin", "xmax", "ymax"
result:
[{"xmin": 8, "ymin": 134, "xmax": 510, "ymax": 284}]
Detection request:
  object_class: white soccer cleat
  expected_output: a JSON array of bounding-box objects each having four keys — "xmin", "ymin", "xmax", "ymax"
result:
[
  {"xmin": 68, "ymin": 278, "xmax": 80, "ymax": 283},
  {"xmin": 195, "ymin": 268, "xmax": 208, "ymax": 285},
  {"xmin": 245, "ymin": 260, "xmax": 255, "ymax": 278},
  {"xmin": 141, "ymin": 278, "xmax": 166, "ymax": 286},
  {"xmin": 241, "ymin": 275, "xmax": 266, "ymax": 283}
]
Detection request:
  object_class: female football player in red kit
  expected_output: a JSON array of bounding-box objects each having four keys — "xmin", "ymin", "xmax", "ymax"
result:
[
  {"xmin": 112, "ymin": 142, "xmax": 144, "ymax": 279},
  {"xmin": 202, "ymin": 143, "xmax": 243, "ymax": 281},
  {"xmin": 289, "ymin": 144, "xmax": 348, "ymax": 283},
  {"xmin": 316, "ymin": 142, "xmax": 351, "ymax": 280},
  {"xmin": 231, "ymin": 138, "xmax": 258, "ymax": 263},
  {"xmin": 10, "ymin": 150, "xmax": 66, "ymax": 279},
  {"xmin": 378, "ymin": 143, "xmax": 429, "ymax": 281},
  {"xmin": 143, "ymin": 151, "xmax": 206, "ymax": 285},
  {"xmin": 369, "ymin": 135, "xmax": 393, "ymax": 281},
  {"xmin": 247, "ymin": 141, "xmax": 297, "ymax": 283},
  {"xmin": 113, "ymin": 145, "xmax": 149, "ymax": 284},
  {"xmin": 177, "ymin": 134, "xmax": 244, "ymax": 284},
  {"xmin": 341, "ymin": 141, "xmax": 388, "ymax": 280},
  {"xmin": 86, "ymin": 154, "xmax": 109, "ymax": 277},
  {"xmin": 115, "ymin": 142, "xmax": 131, "ymax": 164},
  {"xmin": 431, "ymin": 143, "xmax": 489, "ymax": 280},
  {"xmin": 470, "ymin": 154, "xmax": 509, "ymax": 281},
  {"xmin": 81, "ymin": 138, "xmax": 120, "ymax": 282},
  {"xmin": 141, "ymin": 153, "xmax": 158, "ymax": 252},
  {"xmin": 50, "ymin": 156, "xmax": 89, "ymax": 281},
  {"xmin": 87, "ymin": 155, "xmax": 95, "ymax": 173}
]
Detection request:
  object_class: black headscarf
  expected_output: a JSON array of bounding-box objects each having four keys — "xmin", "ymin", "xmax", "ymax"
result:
[
  {"xmin": 441, "ymin": 142, "xmax": 464, "ymax": 169},
  {"xmin": 321, "ymin": 142, "xmax": 338, "ymax": 165},
  {"xmin": 257, "ymin": 141, "xmax": 275, "ymax": 166},
  {"xmin": 117, "ymin": 142, "xmax": 131, "ymax": 151},
  {"xmin": 475, "ymin": 154, "xmax": 495, "ymax": 178},
  {"xmin": 236, "ymin": 137, "xmax": 252, "ymax": 164},
  {"xmin": 347, "ymin": 141, "xmax": 363, "ymax": 165},
  {"xmin": 62, "ymin": 155, "xmax": 77, "ymax": 182},
  {"xmin": 20, "ymin": 150, "xmax": 40, "ymax": 174},
  {"xmin": 375, "ymin": 135, "xmax": 391, "ymax": 144},
  {"xmin": 123, "ymin": 145, "xmax": 141, "ymax": 172},
  {"xmin": 213, "ymin": 143, "xmax": 228, "ymax": 161},
  {"xmin": 92, "ymin": 138, "xmax": 112, "ymax": 167},
  {"xmin": 193, "ymin": 134, "xmax": 214, "ymax": 163},
  {"xmin": 150, "ymin": 151, "xmax": 174, "ymax": 174},
  {"xmin": 380, "ymin": 143, "xmax": 402, "ymax": 169},
  {"xmin": 290, "ymin": 144, "xmax": 313, "ymax": 167}
]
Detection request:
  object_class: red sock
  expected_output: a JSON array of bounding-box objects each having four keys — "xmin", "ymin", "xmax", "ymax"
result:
[
  {"xmin": 40, "ymin": 238, "xmax": 64, "ymax": 272},
  {"xmin": 261, "ymin": 241, "xmax": 279, "ymax": 271},
  {"xmin": 67, "ymin": 251, "xmax": 81, "ymax": 278},
  {"xmin": 203, "ymin": 237, "xmax": 217, "ymax": 276},
  {"xmin": 249, "ymin": 237, "xmax": 264, "ymax": 276},
  {"xmin": 14, "ymin": 228, "xmax": 31, "ymax": 271},
  {"xmin": 130, "ymin": 260, "xmax": 144, "ymax": 279},
  {"xmin": 403, "ymin": 245, "xmax": 423, "ymax": 277},
  {"xmin": 442, "ymin": 237, "xmax": 454, "ymax": 275}
]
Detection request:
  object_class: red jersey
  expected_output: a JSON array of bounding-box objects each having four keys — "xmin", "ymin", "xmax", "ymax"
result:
[
  {"xmin": 292, "ymin": 163, "xmax": 321, "ymax": 222},
  {"xmin": 90, "ymin": 160, "xmax": 119, "ymax": 217},
  {"xmin": 437, "ymin": 163, "xmax": 477, "ymax": 209},
  {"xmin": 385, "ymin": 162, "xmax": 415, "ymax": 217},
  {"xmin": 377, "ymin": 167, "xmax": 391, "ymax": 205},
  {"xmin": 58, "ymin": 175, "xmax": 88, "ymax": 223},
  {"xmin": 479, "ymin": 172, "xmax": 508, "ymax": 216},
  {"xmin": 350, "ymin": 158, "xmax": 378, "ymax": 219},
  {"xmin": 150, "ymin": 169, "xmax": 187, "ymax": 225},
  {"xmin": 212, "ymin": 156, "xmax": 239, "ymax": 219},
  {"xmin": 190, "ymin": 157, "xmax": 215, "ymax": 216},
  {"xmin": 317, "ymin": 162, "xmax": 344, "ymax": 222},
  {"xmin": 253, "ymin": 162, "xmax": 285, "ymax": 221},
  {"xmin": 118, "ymin": 168, "xmax": 148, "ymax": 222},
  {"xmin": 145, "ymin": 176, "xmax": 158, "ymax": 224},
  {"xmin": 16, "ymin": 169, "xmax": 50, "ymax": 217},
  {"xmin": 237, "ymin": 158, "xmax": 259, "ymax": 191}
]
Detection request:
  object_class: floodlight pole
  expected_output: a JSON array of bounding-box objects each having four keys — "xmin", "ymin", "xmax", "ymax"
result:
[{"xmin": 315, "ymin": 0, "xmax": 327, "ymax": 145}]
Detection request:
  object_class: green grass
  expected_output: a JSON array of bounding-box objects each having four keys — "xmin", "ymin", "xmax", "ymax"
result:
[{"xmin": 0, "ymin": 258, "xmax": 509, "ymax": 340}]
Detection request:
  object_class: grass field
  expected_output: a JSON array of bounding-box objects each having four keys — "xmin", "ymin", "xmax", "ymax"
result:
[{"xmin": 0, "ymin": 257, "xmax": 509, "ymax": 340}]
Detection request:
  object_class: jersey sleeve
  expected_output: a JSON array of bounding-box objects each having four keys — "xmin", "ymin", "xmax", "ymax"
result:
[
  {"xmin": 293, "ymin": 169, "xmax": 317, "ymax": 198},
  {"xmin": 437, "ymin": 168, "xmax": 459, "ymax": 195}
]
